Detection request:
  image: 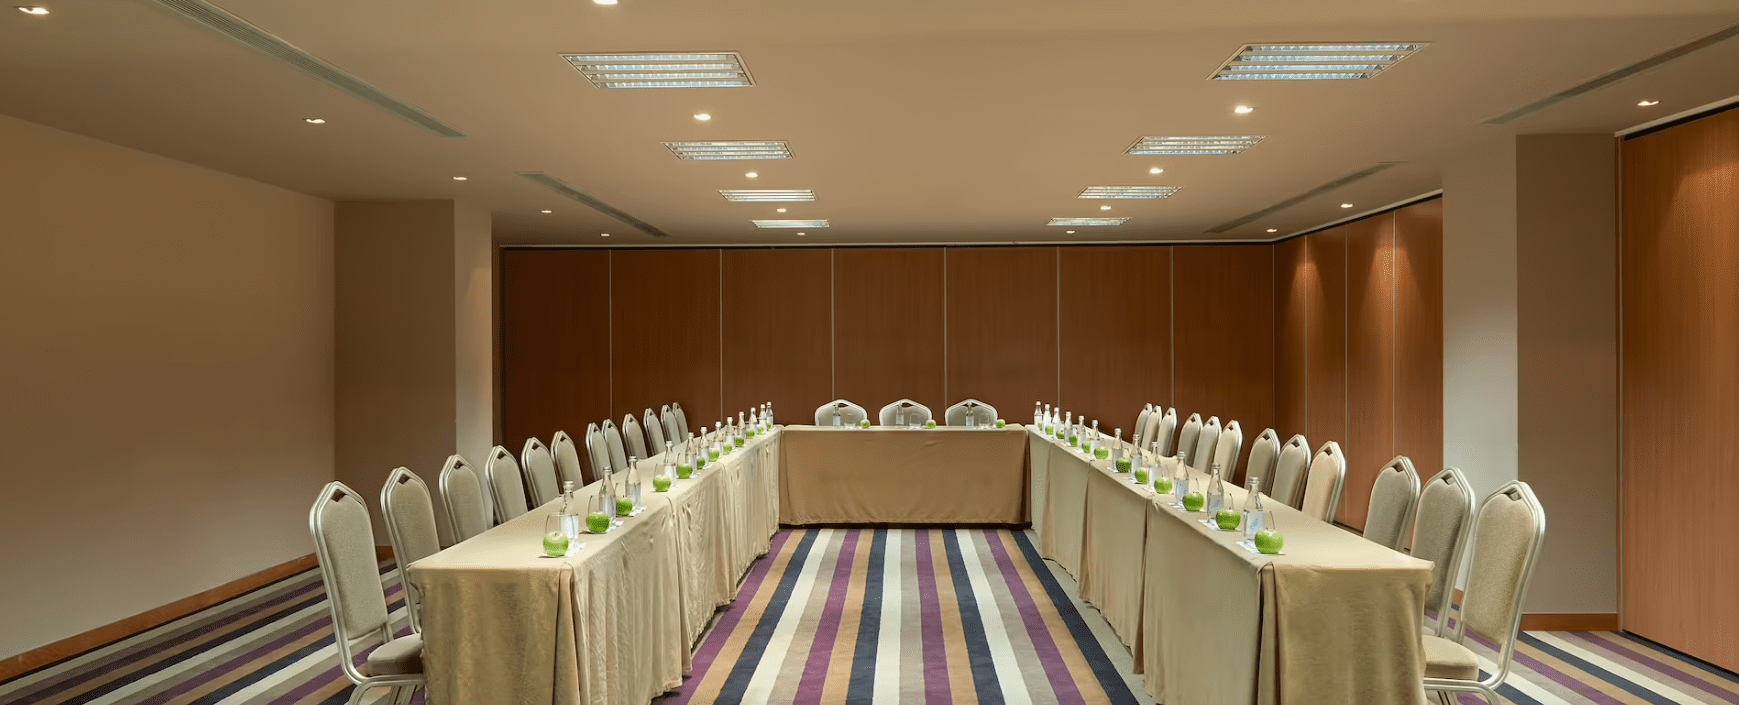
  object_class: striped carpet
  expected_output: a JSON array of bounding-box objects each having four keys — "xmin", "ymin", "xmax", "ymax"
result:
[{"xmin": 3, "ymin": 531, "xmax": 1736, "ymax": 705}]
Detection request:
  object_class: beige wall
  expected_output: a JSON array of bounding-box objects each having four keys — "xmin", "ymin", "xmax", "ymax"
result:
[{"xmin": 0, "ymin": 114, "xmax": 335, "ymax": 660}]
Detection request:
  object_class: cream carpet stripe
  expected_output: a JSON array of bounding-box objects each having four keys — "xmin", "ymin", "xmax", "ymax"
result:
[
  {"xmin": 83, "ymin": 600, "xmax": 336, "ymax": 705},
  {"xmin": 955, "ymin": 529, "xmax": 1034, "ymax": 705},
  {"xmin": 209, "ymin": 604, "xmax": 408, "ymax": 705},
  {"xmin": 874, "ymin": 528, "xmax": 905, "ymax": 705},
  {"xmin": 739, "ymin": 527, "xmax": 833, "ymax": 705},
  {"xmin": 1532, "ymin": 632, "xmax": 1703, "ymax": 704}
]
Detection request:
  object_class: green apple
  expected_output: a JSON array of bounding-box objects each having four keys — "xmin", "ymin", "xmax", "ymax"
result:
[
  {"xmin": 616, "ymin": 497, "xmax": 634, "ymax": 517},
  {"xmin": 1115, "ymin": 458, "xmax": 1132, "ymax": 473},
  {"xmin": 1254, "ymin": 529, "xmax": 1285, "ymax": 555},
  {"xmin": 1182, "ymin": 492, "xmax": 1205, "ymax": 512},
  {"xmin": 1045, "ymin": 425, "xmax": 1054, "ymax": 435},
  {"xmin": 1216, "ymin": 509, "xmax": 1240, "ymax": 530},
  {"xmin": 586, "ymin": 512, "xmax": 610, "ymax": 534},
  {"xmin": 653, "ymin": 476, "xmax": 672, "ymax": 492},
  {"xmin": 1154, "ymin": 477, "xmax": 1173, "ymax": 493},
  {"xmin": 676, "ymin": 464, "xmax": 693, "ymax": 479},
  {"xmin": 1134, "ymin": 468, "xmax": 1148, "ymax": 484},
  {"xmin": 1094, "ymin": 447, "xmax": 1109, "ymax": 460},
  {"xmin": 747, "ymin": 428, "xmax": 757, "ymax": 438},
  {"xmin": 709, "ymin": 449, "xmax": 720, "ymax": 461},
  {"xmin": 734, "ymin": 437, "xmax": 745, "ymax": 447},
  {"xmin": 1068, "ymin": 434, "xmax": 1078, "ymax": 446},
  {"xmin": 860, "ymin": 419, "xmax": 872, "ymax": 428},
  {"xmin": 695, "ymin": 456, "xmax": 707, "ymax": 469},
  {"xmin": 925, "ymin": 419, "xmax": 937, "ymax": 428},
  {"xmin": 543, "ymin": 531, "xmax": 569, "ymax": 557},
  {"xmin": 722, "ymin": 444, "xmax": 733, "ymax": 455},
  {"xmin": 995, "ymin": 420, "xmax": 1006, "ymax": 428}
]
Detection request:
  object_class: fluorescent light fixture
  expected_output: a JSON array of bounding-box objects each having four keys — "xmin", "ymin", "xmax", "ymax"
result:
[
  {"xmin": 16, "ymin": 6, "xmax": 48, "ymax": 15},
  {"xmin": 1125, "ymin": 136, "xmax": 1264, "ymax": 156},
  {"xmin": 1048, "ymin": 217, "xmax": 1128, "ymax": 227},
  {"xmin": 753, "ymin": 219, "xmax": 828, "ymax": 228},
  {"xmin": 1211, "ymin": 42, "xmax": 1426, "ymax": 81},
  {"xmin": 664, "ymin": 141, "xmax": 791, "ymax": 160},
  {"xmin": 719, "ymin": 189, "xmax": 815, "ymax": 202},
  {"xmin": 562, "ymin": 52, "xmax": 753, "ymax": 89},
  {"xmin": 1080, "ymin": 186, "xmax": 1181, "ymax": 199}
]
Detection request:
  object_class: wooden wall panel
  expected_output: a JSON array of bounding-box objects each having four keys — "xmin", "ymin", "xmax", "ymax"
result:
[
  {"xmin": 1306, "ymin": 228, "xmax": 1348, "ymax": 483},
  {"xmin": 721, "ymin": 249, "xmax": 833, "ymax": 430},
  {"xmin": 1621, "ymin": 108, "xmax": 1739, "ymax": 672},
  {"xmin": 833, "ymin": 248, "xmax": 947, "ymax": 416},
  {"xmin": 1395, "ymin": 199, "xmax": 1444, "ymax": 481},
  {"xmin": 1274, "ymin": 238, "xmax": 1310, "ymax": 445},
  {"xmin": 610, "ymin": 249, "xmax": 722, "ymax": 439},
  {"xmin": 947, "ymin": 248, "xmax": 1059, "ymax": 425},
  {"xmin": 1343, "ymin": 215, "xmax": 1397, "ymax": 528},
  {"xmin": 1173, "ymin": 245, "xmax": 1275, "ymax": 481},
  {"xmin": 1059, "ymin": 247, "xmax": 1172, "ymax": 437},
  {"xmin": 499, "ymin": 249, "xmax": 611, "ymax": 461}
]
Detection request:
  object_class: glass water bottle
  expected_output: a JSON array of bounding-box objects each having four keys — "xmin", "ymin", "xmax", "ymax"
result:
[
  {"xmin": 626, "ymin": 456, "xmax": 643, "ymax": 511},
  {"xmin": 662, "ymin": 441, "xmax": 676, "ymax": 480},
  {"xmin": 1205, "ymin": 463, "xmax": 1226, "ymax": 518},
  {"xmin": 1033, "ymin": 402, "xmax": 1042, "ymax": 426},
  {"xmin": 1173, "ymin": 453, "xmax": 1190, "ymax": 504},
  {"xmin": 1242, "ymin": 478, "xmax": 1266, "ymax": 540}
]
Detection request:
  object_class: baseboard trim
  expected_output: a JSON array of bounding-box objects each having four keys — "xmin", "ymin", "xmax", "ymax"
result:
[
  {"xmin": 0, "ymin": 553, "xmax": 320, "ymax": 683},
  {"xmin": 1521, "ymin": 613, "xmax": 1620, "ymax": 631}
]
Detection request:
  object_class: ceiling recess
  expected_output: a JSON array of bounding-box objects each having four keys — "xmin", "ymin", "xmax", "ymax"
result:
[
  {"xmin": 517, "ymin": 172, "xmax": 672, "ymax": 237},
  {"xmin": 665, "ymin": 141, "xmax": 792, "ymax": 160},
  {"xmin": 720, "ymin": 189, "xmax": 816, "ymax": 202},
  {"xmin": 562, "ymin": 52, "xmax": 754, "ymax": 89},
  {"xmin": 1210, "ymin": 43, "xmax": 1427, "ymax": 81},
  {"xmin": 753, "ymin": 219, "xmax": 829, "ymax": 228},
  {"xmin": 1048, "ymin": 217, "xmax": 1129, "ymax": 227},
  {"xmin": 1125, "ymin": 136, "xmax": 1265, "ymax": 156},
  {"xmin": 141, "ymin": 0, "xmax": 466, "ymax": 137},
  {"xmin": 1205, "ymin": 163, "xmax": 1401, "ymax": 233},
  {"xmin": 1079, "ymin": 186, "xmax": 1181, "ymax": 199},
  {"xmin": 1483, "ymin": 19, "xmax": 1739, "ymax": 125}
]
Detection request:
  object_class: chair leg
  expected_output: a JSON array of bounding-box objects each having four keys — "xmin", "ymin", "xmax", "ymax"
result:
[
  {"xmin": 1475, "ymin": 684, "xmax": 1503, "ymax": 705},
  {"xmin": 345, "ymin": 684, "xmax": 372, "ymax": 705},
  {"xmin": 392, "ymin": 685, "xmax": 415, "ymax": 705}
]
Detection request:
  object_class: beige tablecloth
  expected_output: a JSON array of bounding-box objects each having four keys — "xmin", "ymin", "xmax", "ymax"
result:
[
  {"xmin": 778, "ymin": 425, "xmax": 1029, "ymax": 524},
  {"xmin": 409, "ymin": 429, "xmax": 782, "ymax": 705}
]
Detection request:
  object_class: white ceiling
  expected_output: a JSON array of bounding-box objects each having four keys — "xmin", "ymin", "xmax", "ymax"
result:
[{"xmin": 2, "ymin": 0, "xmax": 1737, "ymax": 245}]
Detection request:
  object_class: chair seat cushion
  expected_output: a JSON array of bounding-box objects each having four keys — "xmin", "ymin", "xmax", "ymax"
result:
[
  {"xmin": 364, "ymin": 634, "xmax": 423, "ymax": 676},
  {"xmin": 1422, "ymin": 635, "xmax": 1479, "ymax": 681}
]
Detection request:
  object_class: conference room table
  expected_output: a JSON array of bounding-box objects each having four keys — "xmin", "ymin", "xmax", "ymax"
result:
[
  {"xmin": 407, "ymin": 428, "xmax": 783, "ymax": 705},
  {"xmin": 777, "ymin": 424, "xmax": 1030, "ymax": 524},
  {"xmin": 1031, "ymin": 426, "xmax": 1434, "ymax": 705}
]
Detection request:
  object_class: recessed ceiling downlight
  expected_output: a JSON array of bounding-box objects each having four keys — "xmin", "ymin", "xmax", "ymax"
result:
[
  {"xmin": 1080, "ymin": 186, "xmax": 1181, "ymax": 199},
  {"xmin": 1048, "ymin": 218, "xmax": 1128, "ymax": 227},
  {"xmin": 665, "ymin": 141, "xmax": 792, "ymax": 160},
  {"xmin": 754, "ymin": 219, "xmax": 828, "ymax": 228},
  {"xmin": 719, "ymin": 189, "xmax": 815, "ymax": 202},
  {"xmin": 1126, "ymin": 136, "xmax": 1265, "ymax": 156},
  {"xmin": 562, "ymin": 52, "xmax": 753, "ymax": 89},
  {"xmin": 1211, "ymin": 43, "xmax": 1426, "ymax": 81},
  {"xmin": 15, "ymin": 6, "xmax": 48, "ymax": 15}
]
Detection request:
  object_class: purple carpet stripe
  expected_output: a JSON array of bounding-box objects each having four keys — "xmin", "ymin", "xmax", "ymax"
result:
[
  {"xmin": 1508, "ymin": 648, "xmax": 1628, "ymax": 705},
  {"xmin": 663, "ymin": 529, "xmax": 793, "ymax": 705},
  {"xmin": 273, "ymin": 663, "xmax": 342, "ymax": 704},
  {"xmin": 792, "ymin": 529, "xmax": 859, "ymax": 704},
  {"xmin": 1575, "ymin": 632, "xmax": 1739, "ymax": 703},
  {"xmin": 982, "ymin": 529, "xmax": 1083, "ymax": 705},
  {"xmin": 914, "ymin": 529, "xmax": 954, "ymax": 705}
]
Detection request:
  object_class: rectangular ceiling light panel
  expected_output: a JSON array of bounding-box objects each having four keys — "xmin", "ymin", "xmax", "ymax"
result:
[
  {"xmin": 1079, "ymin": 186, "xmax": 1181, "ymax": 199},
  {"xmin": 1125, "ymin": 136, "xmax": 1264, "ymax": 156},
  {"xmin": 562, "ymin": 52, "xmax": 753, "ymax": 89},
  {"xmin": 1048, "ymin": 218, "xmax": 1129, "ymax": 227},
  {"xmin": 720, "ymin": 189, "xmax": 816, "ymax": 202},
  {"xmin": 753, "ymin": 219, "xmax": 829, "ymax": 228},
  {"xmin": 1211, "ymin": 43, "xmax": 1425, "ymax": 81},
  {"xmin": 665, "ymin": 141, "xmax": 792, "ymax": 160}
]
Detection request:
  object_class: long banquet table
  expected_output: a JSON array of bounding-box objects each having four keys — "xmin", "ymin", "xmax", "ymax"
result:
[
  {"xmin": 1032, "ymin": 426, "xmax": 1434, "ymax": 705},
  {"xmin": 408, "ymin": 429, "xmax": 782, "ymax": 705},
  {"xmin": 778, "ymin": 425, "xmax": 1029, "ymax": 524}
]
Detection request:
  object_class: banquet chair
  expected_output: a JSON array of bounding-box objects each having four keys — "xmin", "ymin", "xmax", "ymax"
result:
[
  {"xmin": 438, "ymin": 454, "xmax": 491, "ymax": 542},
  {"xmin": 520, "ymin": 437, "xmax": 561, "ymax": 506},
  {"xmin": 1363, "ymin": 456, "xmax": 1422, "ymax": 551},
  {"xmin": 585, "ymin": 422, "xmax": 613, "ymax": 479},
  {"xmin": 1191, "ymin": 416, "xmax": 1221, "ymax": 472},
  {"xmin": 551, "ymin": 430, "xmax": 589, "ymax": 486},
  {"xmin": 660, "ymin": 405, "xmax": 682, "ymax": 449},
  {"xmin": 380, "ymin": 468, "xmax": 440, "ymax": 634},
  {"xmin": 1174, "ymin": 413, "xmax": 1203, "ymax": 465},
  {"xmin": 815, "ymin": 399, "xmax": 869, "ymax": 426},
  {"xmin": 643, "ymin": 408, "xmax": 668, "ymax": 456},
  {"xmin": 602, "ymin": 419, "xmax": 632, "ymax": 470},
  {"xmin": 1412, "ymin": 467, "xmax": 1475, "ymax": 636},
  {"xmin": 1300, "ymin": 441, "xmax": 1347, "ymax": 523},
  {"xmin": 1269, "ymin": 435, "xmax": 1312, "ymax": 509},
  {"xmin": 672, "ymin": 402, "xmax": 691, "ymax": 439},
  {"xmin": 622, "ymin": 414, "xmax": 649, "ymax": 460},
  {"xmin": 1422, "ymin": 481, "xmax": 1546, "ymax": 705},
  {"xmin": 944, "ymin": 399, "xmax": 996, "ymax": 426},
  {"xmin": 485, "ymin": 445, "xmax": 530, "ymax": 524},
  {"xmin": 309, "ymin": 482, "xmax": 426, "ymax": 704},
  {"xmin": 1210, "ymin": 420, "xmax": 1243, "ymax": 480},
  {"xmin": 1245, "ymin": 429, "xmax": 1281, "ymax": 494},
  {"xmin": 1147, "ymin": 407, "xmax": 1177, "ymax": 457},
  {"xmin": 1133, "ymin": 405, "xmax": 1153, "ymax": 447},
  {"xmin": 879, "ymin": 399, "xmax": 934, "ymax": 426}
]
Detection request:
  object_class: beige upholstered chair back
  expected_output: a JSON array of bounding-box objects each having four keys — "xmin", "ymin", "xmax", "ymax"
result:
[
  {"xmin": 1149, "ymin": 407, "xmax": 1177, "ymax": 456},
  {"xmin": 1452, "ymin": 481, "xmax": 1546, "ymax": 659},
  {"xmin": 1300, "ymin": 441, "xmax": 1347, "ymax": 523},
  {"xmin": 1133, "ymin": 406, "xmax": 1153, "ymax": 448},
  {"xmin": 520, "ymin": 437, "xmax": 561, "ymax": 507},
  {"xmin": 1363, "ymin": 455, "xmax": 1422, "ymax": 551},
  {"xmin": 660, "ymin": 405, "xmax": 682, "ymax": 449},
  {"xmin": 815, "ymin": 399, "xmax": 868, "ymax": 426},
  {"xmin": 1191, "ymin": 416, "xmax": 1221, "ymax": 472},
  {"xmin": 584, "ymin": 422, "xmax": 611, "ymax": 479},
  {"xmin": 1269, "ymin": 435, "xmax": 1312, "ymax": 509},
  {"xmin": 1175, "ymin": 413, "xmax": 1203, "ymax": 465},
  {"xmin": 551, "ymin": 430, "xmax": 588, "ymax": 487},
  {"xmin": 944, "ymin": 399, "xmax": 996, "ymax": 426},
  {"xmin": 485, "ymin": 445, "xmax": 529, "ymax": 524},
  {"xmin": 1211, "ymin": 420, "xmax": 1243, "ymax": 480},
  {"xmin": 380, "ymin": 468, "xmax": 440, "ymax": 633},
  {"xmin": 1412, "ymin": 466, "xmax": 1474, "ymax": 631},
  {"xmin": 310, "ymin": 482, "xmax": 397, "ymax": 682},
  {"xmin": 602, "ymin": 419, "xmax": 631, "ymax": 469},
  {"xmin": 622, "ymin": 414, "xmax": 649, "ymax": 460},
  {"xmin": 672, "ymin": 402, "xmax": 691, "ymax": 438},
  {"xmin": 879, "ymin": 399, "xmax": 934, "ymax": 425},
  {"xmin": 643, "ymin": 408, "xmax": 668, "ymax": 456},
  {"xmin": 438, "ymin": 453, "xmax": 491, "ymax": 542},
  {"xmin": 1245, "ymin": 429, "xmax": 1282, "ymax": 495}
]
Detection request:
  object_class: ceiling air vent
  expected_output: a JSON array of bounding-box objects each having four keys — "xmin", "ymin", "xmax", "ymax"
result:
[{"xmin": 517, "ymin": 172, "xmax": 671, "ymax": 237}]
